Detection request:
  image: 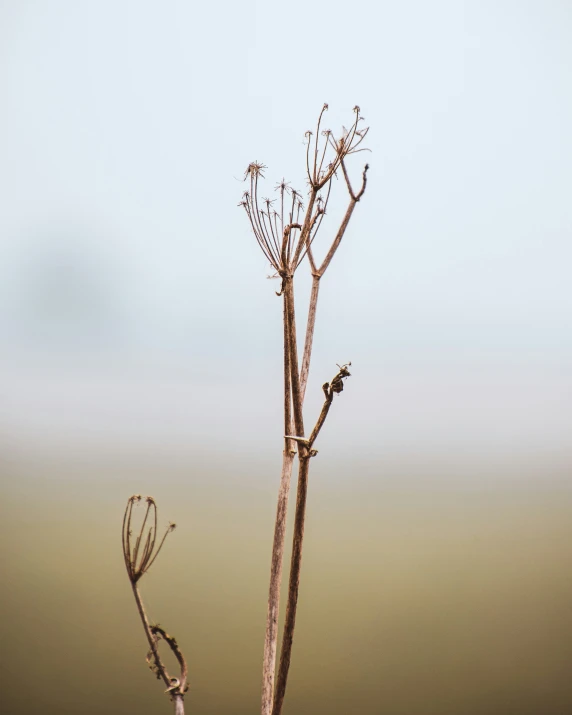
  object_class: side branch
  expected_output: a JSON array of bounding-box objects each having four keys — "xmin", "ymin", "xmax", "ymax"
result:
[
  {"xmin": 286, "ymin": 363, "xmax": 352, "ymax": 453},
  {"xmin": 308, "ymin": 363, "xmax": 351, "ymax": 447},
  {"xmin": 150, "ymin": 624, "xmax": 189, "ymax": 694},
  {"xmin": 318, "ymin": 164, "xmax": 369, "ymax": 275},
  {"xmin": 299, "ymin": 274, "xmax": 321, "ymax": 402},
  {"xmin": 341, "ymin": 160, "xmax": 369, "ymax": 201}
]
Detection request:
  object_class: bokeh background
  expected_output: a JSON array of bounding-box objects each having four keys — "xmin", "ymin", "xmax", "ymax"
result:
[{"xmin": 1, "ymin": 1, "xmax": 571, "ymax": 713}]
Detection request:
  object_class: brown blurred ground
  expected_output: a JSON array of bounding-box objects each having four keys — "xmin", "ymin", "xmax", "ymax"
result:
[{"xmin": 1, "ymin": 451, "xmax": 571, "ymax": 715}]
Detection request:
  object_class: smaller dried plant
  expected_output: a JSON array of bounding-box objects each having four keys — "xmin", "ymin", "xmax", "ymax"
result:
[{"xmin": 122, "ymin": 495, "xmax": 188, "ymax": 715}]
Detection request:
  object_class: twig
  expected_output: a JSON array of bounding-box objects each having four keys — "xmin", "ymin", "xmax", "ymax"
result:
[{"xmin": 122, "ymin": 496, "xmax": 188, "ymax": 714}]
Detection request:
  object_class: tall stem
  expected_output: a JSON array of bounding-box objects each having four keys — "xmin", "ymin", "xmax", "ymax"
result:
[
  {"xmin": 299, "ymin": 274, "xmax": 321, "ymax": 403},
  {"xmin": 261, "ymin": 297, "xmax": 296, "ymax": 715},
  {"xmin": 269, "ymin": 273, "xmax": 324, "ymax": 715},
  {"xmin": 284, "ymin": 277, "xmax": 304, "ymax": 440},
  {"xmin": 272, "ymin": 455, "xmax": 311, "ymax": 715}
]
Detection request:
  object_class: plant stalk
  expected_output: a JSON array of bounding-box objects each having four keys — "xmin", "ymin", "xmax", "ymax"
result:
[
  {"xmin": 131, "ymin": 583, "xmax": 171, "ymax": 690},
  {"xmin": 272, "ymin": 454, "xmax": 310, "ymax": 715},
  {"xmin": 299, "ymin": 274, "xmax": 321, "ymax": 403},
  {"xmin": 131, "ymin": 584, "xmax": 185, "ymax": 714},
  {"xmin": 261, "ymin": 295, "xmax": 296, "ymax": 715}
]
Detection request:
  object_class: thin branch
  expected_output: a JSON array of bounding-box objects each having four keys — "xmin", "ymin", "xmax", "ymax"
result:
[
  {"xmin": 122, "ymin": 496, "xmax": 188, "ymax": 713},
  {"xmin": 341, "ymin": 159, "xmax": 369, "ymax": 201},
  {"xmin": 318, "ymin": 164, "xmax": 369, "ymax": 275},
  {"xmin": 305, "ymin": 131, "xmax": 313, "ymax": 184},
  {"xmin": 306, "ymin": 243, "xmax": 318, "ymax": 275},
  {"xmin": 317, "ymin": 200, "xmax": 356, "ymax": 275},
  {"xmin": 307, "ymin": 364, "xmax": 351, "ymax": 447},
  {"xmin": 151, "ymin": 624, "xmax": 188, "ymax": 695},
  {"xmin": 299, "ymin": 274, "xmax": 321, "ymax": 403},
  {"xmin": 132, "ymin": 582, "xmax": 171, "ymax": 689},
  {"xmin": 312, "ymin": 103, "xmax": 329, "ymax": 184}
]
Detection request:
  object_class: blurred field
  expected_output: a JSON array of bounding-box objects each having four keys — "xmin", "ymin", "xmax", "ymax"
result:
[{"xmin": 1, "ymin": 452, "xmax": 571, "ymax": 715}]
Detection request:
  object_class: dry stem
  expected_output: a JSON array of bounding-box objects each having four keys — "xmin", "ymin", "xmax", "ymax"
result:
[
  {"xmin": 243, "ymin": 105, "xmax": 369, "ymax": 715},
  {"xmin": 261, "ymin": 297, "xmax": 296, "ymax": 715},
  {"xmin": 122, "ymin": 495, "xmax": 188, "ymax": 714}
]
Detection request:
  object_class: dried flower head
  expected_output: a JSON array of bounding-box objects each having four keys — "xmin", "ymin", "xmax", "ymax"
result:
[{"xmin": 122, "ymin": 495, "xmax": 175, "ymax": 584}]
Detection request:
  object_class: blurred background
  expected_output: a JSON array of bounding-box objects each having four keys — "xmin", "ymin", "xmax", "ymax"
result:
[{"xmin": 1, "ymin": 1, "xmax": 571, "ymax": 713}]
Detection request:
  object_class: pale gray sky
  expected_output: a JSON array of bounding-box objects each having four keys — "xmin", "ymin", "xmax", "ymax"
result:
[{"xmin": 0, "ymin": 1, "xmax": 570, "ymax": 468}]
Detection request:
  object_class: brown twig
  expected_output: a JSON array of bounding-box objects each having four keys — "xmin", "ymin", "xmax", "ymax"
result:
[{"xmin": 122, "ymin": 495, "xmax": 188, "ymax": 714}]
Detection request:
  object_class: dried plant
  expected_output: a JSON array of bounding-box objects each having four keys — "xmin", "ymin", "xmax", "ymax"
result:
[
  {"xmin": 241, "ymin": 104, "xmax": 369, "ymax": 715},
  {"xmin": 122, "ymin": 495, "xmax": 188, "ymax": 715}
]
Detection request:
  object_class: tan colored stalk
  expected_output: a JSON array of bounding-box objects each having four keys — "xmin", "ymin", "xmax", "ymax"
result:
[
  {"xmin": 272, "ymin": 365, "xmax": 351, "ymax": 715},
  {"xmin": 242, "ymin": 105, "xmax": 369, "ymax": 715},
  {"xmin": 122, "ymin": 495, "xmax": 188, "ymax": 714},
  {"xmin": 299, "ymin": 273, "xmax": 320, "ymax": 403},
  {"xmin": 261, "ymin": 297, "xmax": 296, "ymax": 715}
]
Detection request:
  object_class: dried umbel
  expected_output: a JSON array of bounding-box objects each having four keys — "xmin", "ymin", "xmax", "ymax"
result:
[
  {"xmin": 122, "ymin": 496, "xmax": 188, "ymax": 714},
  {"xmin": 241, "ymin": 105, "xmax": 369, "ymax": 715},
  {"xmin": 122, "ymin": 495, "xmax": 176, "ymax": 583},
  {"xmin": 240, "ymin": 104, "xmax": 369, "ymax": 294}
]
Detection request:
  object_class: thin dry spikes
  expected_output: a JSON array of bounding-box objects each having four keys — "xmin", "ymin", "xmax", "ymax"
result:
[
  {"xmin": 312, "ymin": 103, "xmax": 329, "ymax": 184},
  {"xmin": 242, "ymin": 165, "xmax": 306, "ymax": 277},
  {"xmin": 308, "ymin": 105, "xmax": 370, "ymax": 190},
  {"xmin": 122, "ymin": 495, "xmax": 176, "ymax": 585}
]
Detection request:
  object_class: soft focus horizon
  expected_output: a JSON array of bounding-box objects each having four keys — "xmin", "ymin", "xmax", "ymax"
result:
[{"xmin": 1, "ymin": 1, "xmax": 571, "ymax": 714}]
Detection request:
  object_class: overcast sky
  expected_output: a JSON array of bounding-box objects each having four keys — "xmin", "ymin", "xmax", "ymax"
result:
[{"xmin": 0, "ymin": 1, "xmax": 570, "ymax": 467}]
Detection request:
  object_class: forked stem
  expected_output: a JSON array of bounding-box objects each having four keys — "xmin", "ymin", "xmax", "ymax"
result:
[{"xmin": 246, "ymin": 107, "xmax": 369, "ymax": 715}]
